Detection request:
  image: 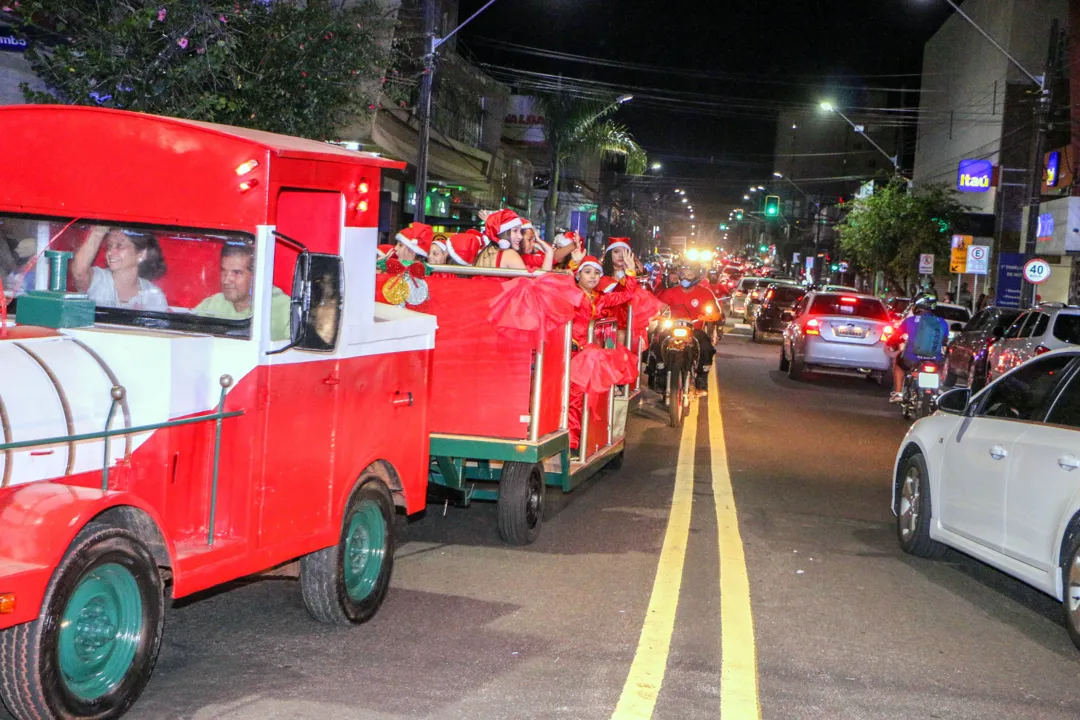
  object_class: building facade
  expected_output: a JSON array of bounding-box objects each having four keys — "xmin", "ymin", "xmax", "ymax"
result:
[{"xmin": 911, "ymin": 0, "xmax": 1070, "ymax": 305}]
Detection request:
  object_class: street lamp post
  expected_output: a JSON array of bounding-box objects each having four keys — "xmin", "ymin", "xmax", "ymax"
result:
[
  {"xmin": 819, "ymin": 102, "xmax": 900, "ymax": 173},
  {"xmin": 414, "ymin": 0, "xmax": 505, "ymax": 224}
]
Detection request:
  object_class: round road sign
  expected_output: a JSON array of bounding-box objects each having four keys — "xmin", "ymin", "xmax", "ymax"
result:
[{"xmin": 1023, "ymin": 258, "xmax": 1051, "ymax": 284}]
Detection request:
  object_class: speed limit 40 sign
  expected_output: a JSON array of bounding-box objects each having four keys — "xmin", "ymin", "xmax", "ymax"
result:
[{"xmin": 1023, "ymin": 258, "xmax": 1051, "ymax": 284}]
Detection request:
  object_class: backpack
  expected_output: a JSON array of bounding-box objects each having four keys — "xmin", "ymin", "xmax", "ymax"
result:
[{"xmin": 911, "ymin": 314, "xmax": 943, "ymax": 358}]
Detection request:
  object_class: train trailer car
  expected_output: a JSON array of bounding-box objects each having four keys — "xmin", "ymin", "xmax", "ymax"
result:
[
  {"xmin": 423, "ymin": 269, "xmax": 636, "ymax": 545},
  {"xmin": 0, "ymin": 106, "xmax": 435, "ymax": 719}
]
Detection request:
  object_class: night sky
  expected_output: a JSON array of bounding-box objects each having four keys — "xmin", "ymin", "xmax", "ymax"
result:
[{"xmin": 458, "ymin": 0, "xmax": 955, "ymax": 219}]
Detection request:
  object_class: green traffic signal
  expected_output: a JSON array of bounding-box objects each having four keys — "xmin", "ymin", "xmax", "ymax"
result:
[
  {"xmin": 758, "ymin": 245, "xmax": 767, "ymax": 252},
  {"xmin": 764, "ymin": 195, "xmax": 780, "ymax": 217}
]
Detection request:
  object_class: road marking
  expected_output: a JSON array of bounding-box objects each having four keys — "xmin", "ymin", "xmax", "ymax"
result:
[
  {"xmin": 611, "ymin": 399, "xmax": 698, "ymax": 719},
  {"xmin": 708, "ymin": 371, "xmax": 762, "ymax": 719}
]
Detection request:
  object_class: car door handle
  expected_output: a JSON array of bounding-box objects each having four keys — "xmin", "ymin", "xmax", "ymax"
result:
[
  {"xmin": 1058, "ymin": 455, "xmax": 1080, "ymax": 471},
  {"xmin": 989, "ymin": 445, "xmax": 1008, "ymax": 460}
]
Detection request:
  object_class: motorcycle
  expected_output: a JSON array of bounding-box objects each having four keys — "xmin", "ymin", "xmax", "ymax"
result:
[
  {"xmin": 901, "ymin": 359, "xmax": 941, "ymax": 420},
  {"xmin": 647, "ymin": 317, "xmax": 700, "ymax": 428}
]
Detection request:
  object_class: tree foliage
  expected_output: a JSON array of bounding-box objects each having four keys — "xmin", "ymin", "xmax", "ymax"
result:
[
  {"xmin": 8, "ymin": 0, "xmax": 401, "ymax": 139},
  {"xmin": 837, "ymin": 178, "xmax": 970, "ymax": 289},
  {"xmin": 538, "ymin": 92, "xmax": 646, "ymax": 239}
]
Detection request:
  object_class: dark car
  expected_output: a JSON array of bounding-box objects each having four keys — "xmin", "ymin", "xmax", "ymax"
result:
[
  {"xmin": 943, "ymin": 305, "xmax": 1023, "ymax": 392},
  {"xmin": 752, "ymin": 284, "xmax": 806, "ymax": 342},
  {"xmin": 886, "ymin": 296, "xmax": 910, "ymax": 322}
]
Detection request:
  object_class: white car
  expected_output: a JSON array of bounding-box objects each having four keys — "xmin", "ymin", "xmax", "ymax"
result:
[
  {"xmin": 892, "ymin": 348, "xmax": 1080, "ymax": 650},
  {"xmin": 780, "ymin": 291, "xmax": 893, "ymax": 381},
  {"xmin": 987, "ymin": 303, "xmax": 1080, "ymax": 384}
]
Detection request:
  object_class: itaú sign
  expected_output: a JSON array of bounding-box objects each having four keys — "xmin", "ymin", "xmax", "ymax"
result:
[{"xmin": 957, "ymin": 159, "xmax": 992, "ymax": 192}]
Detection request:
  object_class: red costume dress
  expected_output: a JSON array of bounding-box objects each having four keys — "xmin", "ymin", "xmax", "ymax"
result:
[{"xmin": 656, "ymin": 283, "xmax": 721, "ymax": 330}]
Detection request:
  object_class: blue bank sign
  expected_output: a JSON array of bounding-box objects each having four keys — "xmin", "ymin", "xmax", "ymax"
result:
[
  {"xmin": 0, "ymin": 33, "xmax": 29, "ymax": 52},
  {"xmin": 957, "ymin": 159, "xmax": 992, "ymax": 193}
]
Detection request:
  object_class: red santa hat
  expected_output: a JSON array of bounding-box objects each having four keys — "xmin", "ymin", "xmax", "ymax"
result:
[
  {"xmin": 446, "ymin": 231, "xmax": 485, "ymax": 266},
  {"xmin": 484, "ymin": 209, "xmax": 523, "ymax": 249},
  {"xmin": 574, "ymin": 255, "xmax": 603, "ymax": 277},
  {"xmin": 376, "ymin": 243, "xmax": 394, "ymax": 260},
  {"xmin": 395, "ymin": 222, "xmax": 433, "ymax": 257},
  {"xmin": 605, "ymin": 237, "xmax": 632, "ymax": 255},
  {"xmin": 555, "ymin": 230, "xmax": 582, "ymax": 248}
]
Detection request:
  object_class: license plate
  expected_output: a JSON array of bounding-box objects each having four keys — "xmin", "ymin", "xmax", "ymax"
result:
[
  {"xmin": 834, "ymin": 324, "xmax": 865, "ymax": 338},
  {"xmin": 917, "ymin": 372, "xmax": 940, "ymax": 389}
]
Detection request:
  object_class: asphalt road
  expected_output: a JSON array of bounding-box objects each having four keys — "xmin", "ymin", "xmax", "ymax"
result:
[{"xmin": 109, "ymin": 325, "xmax": 1080, "ymax": 719}]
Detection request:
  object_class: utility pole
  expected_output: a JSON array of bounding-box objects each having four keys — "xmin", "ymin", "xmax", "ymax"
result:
[
  {"xmin": 1019, "ymin": 20, "xmax": 1058, "ymax": 308},
  {"xmin": 413, "ymin": 0, "xmax": 437, "ymax": 224}
]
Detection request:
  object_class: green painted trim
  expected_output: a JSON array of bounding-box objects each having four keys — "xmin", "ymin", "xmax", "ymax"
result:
[
  {"xmin": 0, "ymin": 410, "xmax": 244, "ymax": 454},
  {"xmin": 429, "ymin": 431, "xmax": 569, "ymax": 463},
  {"xmin": 57, "ymin": 563, "xmax": 143, "ymax": 701},
  {"xmin": 14, "ymin": 290, "xmax": 95, "ymax": 329}
]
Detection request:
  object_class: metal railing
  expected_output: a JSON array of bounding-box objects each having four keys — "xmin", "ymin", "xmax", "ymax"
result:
[{"xmin": 0, "ymin": 374, "xmax": 243, "ymax": 547}]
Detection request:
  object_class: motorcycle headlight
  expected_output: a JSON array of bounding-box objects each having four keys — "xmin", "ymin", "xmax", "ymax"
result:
[
  {"xmin": 673, "ymin": 327, "xmax": 690, "ymax": 338},
  {"xmin": 662, "ymin": 319, "xmax": 673, "ymax": 329}
]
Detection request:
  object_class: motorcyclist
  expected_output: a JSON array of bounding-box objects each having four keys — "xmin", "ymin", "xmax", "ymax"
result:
[
  {"xmin": 655, "ymin": 262, "xmax": 720, "ymax": 392},
  {"xmin": 886, "ymin": 294, "xmax": 950, "ymax": 403}
]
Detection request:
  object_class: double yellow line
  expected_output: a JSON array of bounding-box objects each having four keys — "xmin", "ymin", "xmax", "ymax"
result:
[{"xmin": 612, "ymin": 373, "xmax": 761, "ymax": 719}]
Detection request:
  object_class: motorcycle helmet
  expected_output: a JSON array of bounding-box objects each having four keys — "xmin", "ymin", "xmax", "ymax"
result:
[{"xmin": 913, "ymin": 295, "xmax": 937, "ymax": 313}]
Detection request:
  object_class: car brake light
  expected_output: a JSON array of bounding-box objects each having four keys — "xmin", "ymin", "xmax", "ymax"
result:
[
  {"xmin": 840, "ymin": 296, "xmax": 858, "ymax": 303},
  {"xmin": 1035, "ymin": 345, "xmax": 1051, "ymax": 356},
  {"xmin": 765, "ymin": 289, "xmax": 774, "ymax": 300},
  {"xmin": 921, "ymin": 363, "xmax": 938, "ymax": 373},
  {"xmin": 805, "ymin": 318, "xmax": 821, "ymax": 335}
]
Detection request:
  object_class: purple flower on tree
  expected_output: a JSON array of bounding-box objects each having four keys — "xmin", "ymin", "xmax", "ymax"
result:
[
  {"xmin": 177, "ymin": 37, "xmax": 189, "ymax": 49},
  {"xmin": 157, "ymin": 8, "xmax": 166, "ymax": 21}
]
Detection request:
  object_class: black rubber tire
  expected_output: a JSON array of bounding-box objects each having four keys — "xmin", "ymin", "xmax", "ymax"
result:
[
  {"xmin": 497, "ymin": 462, "xmax": 546, "ymax": 545},
  {"xmin": 300, "ymin": 480, "xmax": 395, "ymax": 625},
  {"xmin": 1061, "ymin": 530, "xmax": 1080, "ymax": 651},
  {"xmin": 0, "ymin": 526, "xmax": 164, "ymax": 720},
  {"xmin": 668, "ymin": 356, "xmax": 685, "ymax": 429},
  {"xmin": 787, "ymin": 353, "xmax": 804, "ymax": 381},
  {"xmin": 778, "ymin": 345, "xmax": 790, "ymax": 372},
  {"xmin": 943, "ymin": 359, "xmax": 958, "ymax": 388},
  {"xmin": 895, "ymin": 452, "xmax": 948, "ymax": 559},
  {"xmin": 970, "ymin": 359, "xmax": 987, "ymax": 393}
]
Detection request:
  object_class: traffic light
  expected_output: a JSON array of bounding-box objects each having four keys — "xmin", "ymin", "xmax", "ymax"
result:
[
  {"xmin": 735, "ymin": 209, "xmax": 744, "ymax": 220},
  {"xmin": 719, "ymin": 223, "xmax": 728, "ymax": 230},
  {"xmin": 758, "ymin": 245, "xmax": 767, "ymax": 252},
  {"xmin": 764, "ymin": 195, "xmax": 780, "ymax": 217}
]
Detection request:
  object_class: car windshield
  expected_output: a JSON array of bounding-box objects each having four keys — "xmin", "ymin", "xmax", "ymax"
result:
[
  {"xmin": 934, "ymin": 305, "xmax": 971, "ymax": 322},
  {"xmin": 1, "ymin": 214, "xmax": 259, "ymax": 338},
  {"xmin": 1053, "ymin": 314, "xmax": 1080, "ymax": 344},
  {"xmin": 809, "ymin": 295, "xmax": 888, "ymax": 320}
]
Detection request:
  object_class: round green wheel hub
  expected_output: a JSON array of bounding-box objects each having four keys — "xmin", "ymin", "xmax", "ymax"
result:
[
  {"xmin": 343, "ymin": 500, "xmax": 386, "ymax": 602},
  {"xmin": 58, "ymin": 563, "xmax": 143, "ymax": 701}
]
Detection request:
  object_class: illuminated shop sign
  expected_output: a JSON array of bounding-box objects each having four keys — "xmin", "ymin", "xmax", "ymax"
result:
[
  {"xmin": 1046, "ymin": 151, "xmax": 1061, "ymax": 187},
  {"xmin": 957, "ymin": 159, "xmax": 992, "ymax": 192}
]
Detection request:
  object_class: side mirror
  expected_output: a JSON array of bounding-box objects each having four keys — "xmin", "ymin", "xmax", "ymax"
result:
[
  {"xmin": 936, "ymin": 386, "xmax": 971, "ymax": 415},
  {"xmin": 950, "ymin": 322, "xmax": 964, "ymax": 332},
  {"xmin": 270, "ymin": 251, "xmax": 343, "ymax": 354},
  {"xmin": 991, "ymin": 325, "xmax": 1005, "ymax": 339}
]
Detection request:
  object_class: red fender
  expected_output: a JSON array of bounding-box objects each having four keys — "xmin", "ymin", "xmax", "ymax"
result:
[{"xmin": 0, "ymin": 482, "xmax": 175, "ymax": 629}]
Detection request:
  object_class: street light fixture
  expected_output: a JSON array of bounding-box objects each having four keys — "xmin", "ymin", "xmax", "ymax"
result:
[
  {"xmin": 650, "ymin": 162, "xmax": 663, "ymax": 170},
  {"xmin": 819, "ymin": 101, "xmax": 899, "ymax": 172},
  {"xmin": 681, "ymin": 198, "xmax": 688, "ymax": 203},
  {"xmin": 617, "ymin": 94, "xmax": 634, "ymax": 104},
  {"xmin": 743, "ymin": 194, "xmax": 750, "ymax": 200}
]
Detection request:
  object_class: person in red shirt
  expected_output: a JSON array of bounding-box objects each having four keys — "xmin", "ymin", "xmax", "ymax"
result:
[
  {"xmin": 654, "ymin": 262, "xmax": 720, "ymax": 391},
  {"xmin": 568, "ymin": 252, "xmax": 633, "ymax": 449}
]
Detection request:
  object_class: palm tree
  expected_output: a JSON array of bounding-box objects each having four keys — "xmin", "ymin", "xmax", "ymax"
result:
[{"xmin": 539, "ymin": 92, "xmax": 647, "ymax": 242}]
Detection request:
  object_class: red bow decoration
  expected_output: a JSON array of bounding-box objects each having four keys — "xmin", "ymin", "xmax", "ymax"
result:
[
  {"xmin": 629, "ymin": 286, "xmax": 665, "ymax": 345},
  {"xmin": 609, "ymin": 344, "xmax": 640, "ymax": 385},
  {"xmin": 487, "ymin": 273, "xmax": 583, "ymax": 344},
  {"xmin": 571, "ymin": 345, "xmax": 623, "ymax": 411}
]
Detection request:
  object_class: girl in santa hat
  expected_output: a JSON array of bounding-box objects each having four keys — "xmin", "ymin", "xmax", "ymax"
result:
[
  {"xmin": 474, "ymin": 209, "xmax": 555, "ymax": 271},
  {"xmin": 376, "ymin": 222, "xmax": 433, "ymax": 311},
  {"xmin": 516, "ymin": 219, "xmax": 556, "ymax": 272},
  {"xmin": 567, "ymin": 248, "xmax": 635, "ymax": 449}
]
